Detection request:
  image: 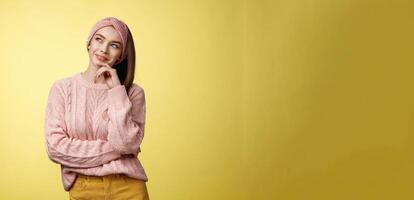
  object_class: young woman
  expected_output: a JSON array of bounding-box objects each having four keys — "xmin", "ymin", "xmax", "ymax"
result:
[{"xmin": 44, "ymin": 17, "xmax": 149, "ymax": 200}]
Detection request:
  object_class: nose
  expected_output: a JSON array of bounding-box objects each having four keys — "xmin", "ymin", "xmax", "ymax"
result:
[{"xmin": 99, "ymin": 43, "xmax": 109, "ymax": 54}]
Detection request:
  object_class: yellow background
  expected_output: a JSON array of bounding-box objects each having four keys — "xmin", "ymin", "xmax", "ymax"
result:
[{"xmin": 1, "ymin": 0, "xmax": 414, "ymax": 199}]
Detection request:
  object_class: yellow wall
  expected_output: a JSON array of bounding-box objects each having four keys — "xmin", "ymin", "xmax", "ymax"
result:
[
  {"xmin": 242, "ymin": 0, "xmax": 414, "ymax": 199},
  {"xmin": 0, "ymin": 0, "xmax": 413, "ymax": 199}
]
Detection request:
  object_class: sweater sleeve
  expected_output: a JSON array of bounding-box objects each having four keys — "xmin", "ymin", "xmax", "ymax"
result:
[
  {"xmin": 106, "ymin": 84, "xmax": 146, "ymax": 156},
  {"xmin": 44, "ymin": 81, "xmax": 122, "ymax": 168}
]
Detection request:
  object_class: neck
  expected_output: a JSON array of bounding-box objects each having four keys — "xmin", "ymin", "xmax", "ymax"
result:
[{"xmin": 82, "ymin": 62, "xmax": 105, "ymax": 84}]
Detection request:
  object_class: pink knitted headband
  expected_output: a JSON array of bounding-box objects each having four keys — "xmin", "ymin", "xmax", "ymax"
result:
[{"xmin": 86, "ymin": 17, "xmax": 128, "ymax": 65}]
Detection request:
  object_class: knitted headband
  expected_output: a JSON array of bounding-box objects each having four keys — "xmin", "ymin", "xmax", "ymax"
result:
[{"xmin": 86, "ymin": 17, "xmax": 128, "ymax": 65}]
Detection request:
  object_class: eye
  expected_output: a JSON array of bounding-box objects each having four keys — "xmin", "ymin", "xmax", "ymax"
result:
[
  {"xmin": 95, "ymin": 37, "xmax": 102, "ymax": 42},
  {"xmin": 111, "ymin": 44, "xmax": 120, "ymax": 49}
]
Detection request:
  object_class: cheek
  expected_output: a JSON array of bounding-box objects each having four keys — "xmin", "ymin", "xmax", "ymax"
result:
[
  {"xmin": 89, "ymin": 42, "xmax": 99, "ymax": 52},
  {"xmin": 111, "ymin": 49, "xmax": 122, "ymax": 59},
  {"xmin": 88, "ymin": 48, "xmax": 96, "ymax": 58}
]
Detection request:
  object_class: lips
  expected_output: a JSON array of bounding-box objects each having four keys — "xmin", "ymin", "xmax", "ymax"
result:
[{"xmin": 95, "ymin": 54, "xmax": 109, "ymax": 62}]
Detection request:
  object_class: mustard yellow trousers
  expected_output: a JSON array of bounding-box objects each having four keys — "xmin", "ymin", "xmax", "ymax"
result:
[{"xmin": 69, "ymin": 174, "xmax": 149, "ymax": 200}]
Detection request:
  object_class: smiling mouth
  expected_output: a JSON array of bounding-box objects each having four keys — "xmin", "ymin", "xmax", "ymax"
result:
[{"xmin": 96, "ymin": 54, "xmax": 109, "ymax": 62}]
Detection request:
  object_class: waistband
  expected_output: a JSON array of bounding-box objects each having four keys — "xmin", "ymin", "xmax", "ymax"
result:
[{"xmin": 77, "ymin": 173, "xmax": 126, "ymax": 181}]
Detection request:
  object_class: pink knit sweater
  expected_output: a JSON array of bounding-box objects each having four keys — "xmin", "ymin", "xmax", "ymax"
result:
[{"xmin": 43, "ymin": 72, "xmax": 148, "ymax": 191}]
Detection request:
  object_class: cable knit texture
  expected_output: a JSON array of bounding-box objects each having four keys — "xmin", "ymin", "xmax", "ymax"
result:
[{"xmin": 44, "ymin": 72, "xmax": 148, "ymax": 191}]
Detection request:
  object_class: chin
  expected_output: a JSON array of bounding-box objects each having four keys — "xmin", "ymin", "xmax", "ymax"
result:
[{"xmin": 93, "ymin": 59, "xmax": 113, "ymax": 67}]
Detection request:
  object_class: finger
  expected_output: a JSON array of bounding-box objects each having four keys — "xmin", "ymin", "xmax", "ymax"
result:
[
  {"xmin": 100, "ymin": 64, "xmax": 116, "ymax": 75},
  {"xmin": 95, "ymin": 68, "xmax": 104, "ymax": 78},
  {"xmin": 95, "ymin": 68, "xmax": 109, "ymax": 79}
]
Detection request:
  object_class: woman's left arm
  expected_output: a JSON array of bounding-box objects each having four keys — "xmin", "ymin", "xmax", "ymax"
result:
[{"xmin": 106, "ymin": 84, "xmax": 146, "ymax": 156}]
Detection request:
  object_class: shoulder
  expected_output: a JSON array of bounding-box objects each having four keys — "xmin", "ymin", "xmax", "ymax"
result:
[
  {"xmin": 128, "ymin": 83, "xmax": 146, "ymax": 100},
  {"xmin": 129, "ymin": 83, "xmax": 145, "ymax": 95},
  {"xmin": 48, "ymin": 73, "xmax": 76, "ymax": 96}
]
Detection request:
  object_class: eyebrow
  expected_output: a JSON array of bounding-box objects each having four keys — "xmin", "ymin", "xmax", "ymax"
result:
[{"xmin": 95, "ymin": 33, "xmax": 122, "ymax": 45}]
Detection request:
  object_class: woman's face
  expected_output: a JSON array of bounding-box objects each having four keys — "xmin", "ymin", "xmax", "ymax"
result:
[{"xmin": 88, "ymin": 26, "xmax": 123, "ymax": 67}]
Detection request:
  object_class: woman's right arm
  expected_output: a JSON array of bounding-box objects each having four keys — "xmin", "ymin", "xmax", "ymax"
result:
[{"xmin": 44, "ymin": 81, "xmax": 122, "ymax": 168}]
